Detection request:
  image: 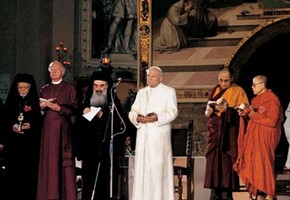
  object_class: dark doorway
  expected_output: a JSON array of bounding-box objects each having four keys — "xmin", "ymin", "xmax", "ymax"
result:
[{"xmin": 227, "ymin": 18, "xmax": 290, "ymax": 171}]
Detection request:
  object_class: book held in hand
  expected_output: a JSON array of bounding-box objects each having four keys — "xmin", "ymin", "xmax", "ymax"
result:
[
  {"xmin": 39, "ymin": 98, "xmax": 49, "ymax": 102},
  {"xmin": 39, "ymin": 98, "xmax": 57, "ymax": 103},
  {"xmin": 208, "ymin": 97, "xmax": 227, "ymax": 106},
  {"xmin": 234, "ymin": 103, "xmax": 250, "ymax": 111}
]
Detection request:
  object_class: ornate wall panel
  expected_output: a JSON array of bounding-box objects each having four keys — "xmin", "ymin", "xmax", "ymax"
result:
[{"xmin": 137, "ymin": 0, "xmax": 151, "ymax": 88}]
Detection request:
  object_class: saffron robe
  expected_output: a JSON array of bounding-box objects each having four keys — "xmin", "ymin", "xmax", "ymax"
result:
[
  {"xmin": 37, "ymin": 81, "xmax": 78, "ymax": 200},
  {"xmin": 234, "ymin": 89, "xmax": 284, "ymax": 197},
  {"xmin": 204, "ymin": 83, "xmax": 249, "ymax": 190},
  {"xmin": 129, "ymin": 83, "xmax": 178, "ymax": 200}
]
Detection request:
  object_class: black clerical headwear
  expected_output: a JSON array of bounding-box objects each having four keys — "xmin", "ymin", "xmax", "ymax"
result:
[
  {"xmin": 90, "ymin": 67, "xmax": 112, "ymax": 84},
  {"xmin": 14, "ymin": 73, "xmax": 35, "ymax": 85},
  {"xmin": 5, "ymin": 73, "xmax": 40, "ymax": 113},
  {"xmin": 6, "ymin": 73, "xmax": 38, "ymax": 102}
]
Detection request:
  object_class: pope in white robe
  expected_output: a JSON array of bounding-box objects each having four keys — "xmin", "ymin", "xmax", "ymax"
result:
[
  {"xmin": 129, "ymin": 66, "xmax": 178, "ymax": 200},
  {"xmin": 283, "ymin": 102, "xmax": 290, "ymax": 170}
]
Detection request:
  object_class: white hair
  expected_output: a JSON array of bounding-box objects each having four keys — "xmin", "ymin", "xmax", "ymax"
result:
[
  {"xmin": 48, "ymin": 60, "xmax": 66, "ymax": 73},
  {"xmin": 146, "ymin": 66, "xmax": 163, "ymax": 75}
]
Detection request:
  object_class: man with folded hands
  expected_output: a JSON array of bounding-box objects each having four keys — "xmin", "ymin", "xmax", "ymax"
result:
[
  {"xmin": 4, "ymin": 73, "xmax": 42, "ymax": 200},
  {"xmin": 37, "ymin": 60, "xmax": 78, "ymax": 200},
  {"xmin": 129, "ymin": 66, "xmax": 178, "ymax": 200}
]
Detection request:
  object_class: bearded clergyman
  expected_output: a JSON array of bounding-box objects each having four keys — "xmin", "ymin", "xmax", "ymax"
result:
[{"xmin": 77, "ymin": 68, "xmax": 124, "ymax": 200}]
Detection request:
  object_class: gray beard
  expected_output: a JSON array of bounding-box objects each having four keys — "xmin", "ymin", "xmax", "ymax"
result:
[{"xmin": 90, "ymin": 90, "xmax": 107, "ymax": 107}]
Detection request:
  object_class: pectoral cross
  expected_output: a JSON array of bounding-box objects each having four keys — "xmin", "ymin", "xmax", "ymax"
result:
[{"xmin": 18, "ymin": 113, "xmax": 24, "ymax": 132}]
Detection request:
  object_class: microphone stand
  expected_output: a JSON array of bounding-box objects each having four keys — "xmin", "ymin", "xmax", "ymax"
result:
[
  {"xmin": 91, "ymin": 79, "xmax": 126, "ymax": 200},
  {"xmin": 90, "ymin": 86, "xmax": 117, "ymax": 200},
  {"xmin": 91, "ymin": 106, "xmax": 111, "ymax": 200},
  {"xmin": 108, "ymin": 78, "xmax": 123, "ymax": 199},
  {"xmin": 108, "ymin": 81, "xmax": 126, "ymax": 199},
  {"xmin": 109, "ymin": 86, "xmax": 116, "ymax": 199}
]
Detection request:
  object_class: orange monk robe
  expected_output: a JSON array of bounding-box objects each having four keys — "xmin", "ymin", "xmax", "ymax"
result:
[
  {"xmin": 213, "ymin": 83, "xmax": 249, "ymax": 109},
  {"xmin": 233, "ymin": 90, "xmax": 284, "ymax": 197},
  {"xmin": 204, "ymin": 83, "xmax": 249, "ymax": 190}
]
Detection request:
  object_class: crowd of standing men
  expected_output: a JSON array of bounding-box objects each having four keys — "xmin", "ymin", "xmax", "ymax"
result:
[
  {"xmin": 0, "ymin": 62, "xmax": 289, "ymax": 200},
  {"xmin": 0, "ymin": 60, "xmax": 130, "ymax": 200},
  {"xmin": 0, "ymin": 63, "xmax": 178, "ymax": 200}
]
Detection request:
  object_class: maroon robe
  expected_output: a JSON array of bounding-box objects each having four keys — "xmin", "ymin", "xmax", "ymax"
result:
[
  {"xmin": 37, "ymin": 81, "xmax": 78, "ymax": 200},
  {"xmin": 204, "ymin": 84, "xmax": 249, "ymax": 193}
]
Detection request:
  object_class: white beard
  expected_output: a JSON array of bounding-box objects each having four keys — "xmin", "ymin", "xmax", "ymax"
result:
[{"xmin": 90, "ymin": 90, "xmax": 107, "ymax": 107}]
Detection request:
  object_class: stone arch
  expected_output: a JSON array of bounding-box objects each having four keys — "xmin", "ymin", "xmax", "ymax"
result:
[{"xmin": 225, "ymin": 17, "xmax": 290, "ymax": 164}]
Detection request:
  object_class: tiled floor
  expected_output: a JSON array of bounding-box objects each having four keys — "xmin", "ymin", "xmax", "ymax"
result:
[
  {"xmin": 193, "ymin": 157, "xmax": 290, "ymax": 200},
  {"xmin": 75, "ymin": 157, "xmax": 289, "ymax": 200}
]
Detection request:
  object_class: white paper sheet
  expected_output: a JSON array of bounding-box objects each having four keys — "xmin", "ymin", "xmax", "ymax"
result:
[{"xmin": 82, "ymin": 106, "xmax": 101, "ymax": 121}]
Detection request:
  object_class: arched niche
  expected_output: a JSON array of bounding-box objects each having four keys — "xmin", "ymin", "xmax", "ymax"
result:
[{"xmin": 225, "ymin": 17, "xmax": 290, "ymax": 161}]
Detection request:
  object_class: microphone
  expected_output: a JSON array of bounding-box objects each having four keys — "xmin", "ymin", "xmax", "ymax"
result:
[{"xmin": 112, "ymin": 78, "xmax": 122, "ymax": 88}]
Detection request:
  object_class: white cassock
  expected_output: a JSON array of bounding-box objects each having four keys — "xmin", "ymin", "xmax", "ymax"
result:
[
  {"xmin": 284, "ymin": 102, "xmax": 290, "ymax": 169},
  {"xmin": 129, "ymin": 83, "xmax": 178, "ymax": 200}
]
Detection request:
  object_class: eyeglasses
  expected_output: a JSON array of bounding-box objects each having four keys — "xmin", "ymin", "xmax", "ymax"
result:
[{"xmin": 252, "ymin": 82, "xmax": 263, "ymax": 87}]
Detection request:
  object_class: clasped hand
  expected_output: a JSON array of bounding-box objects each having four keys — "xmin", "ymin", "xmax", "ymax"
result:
[
  {"xmin": 12, "ymin": 122, "xmax": 30, "ymax": 134},
  {"xmin": 40, "ymin": 98, "xmax": 61, "ymax": 112},
  {"xmin": 137, "ymin": 112, "xmax": 158, "ymax": 124}
]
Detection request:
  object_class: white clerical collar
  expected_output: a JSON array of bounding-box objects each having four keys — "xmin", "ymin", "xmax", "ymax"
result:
[
  {"xmin": 149, "ymin": 83, "xmax": 161, "ymax": 90},
  {"xmin": 52, "ymin": 79, "xmax": 62, "ymax": 84}
]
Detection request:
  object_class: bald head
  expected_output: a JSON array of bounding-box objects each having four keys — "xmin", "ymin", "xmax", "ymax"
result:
[{"xmin": 252, "ymin": 75, "xmax": 267, "ymax": 95}]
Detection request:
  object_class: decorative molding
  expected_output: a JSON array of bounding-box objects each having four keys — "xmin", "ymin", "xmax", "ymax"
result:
[
  {"xmin": 138, "ymin": 0, "xmax": 151, "ymax": 88},
  {"xmin": 176, "ymin": 88, "xmax": 211, "ymax": 103},
  {"xmin": 259, "ymin": 0, "xmax": 290, "ymax": 18},
  {"xmin": 262, "ymin": 8, "xmax": 290, "ymax": 17},
  {"xmin": 80, "ymin": 0, "xmax": 94, "ymax": 67}
]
